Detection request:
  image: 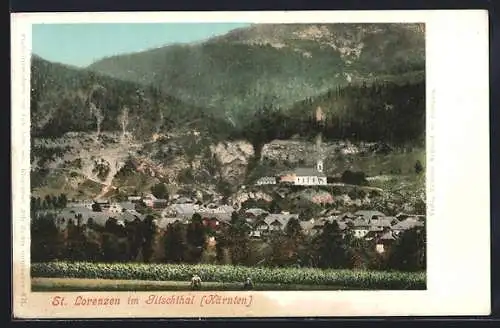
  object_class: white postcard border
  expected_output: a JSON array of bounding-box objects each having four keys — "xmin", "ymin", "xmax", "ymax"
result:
[{"xmin": 11, "ymin": 10, "xmax": 490, "ymax": 318}]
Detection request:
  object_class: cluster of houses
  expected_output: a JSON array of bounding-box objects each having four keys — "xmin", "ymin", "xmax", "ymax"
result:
[
  {"xmin": 50, "ymin": 190, "xmax": 424, "ymax": 254},
  {"xmin": 54, "ymin": 199, "xmax": 143, "ymax": 229},
  {"xmin": 52, "ymin": 193, "xmax": 236, "ymax": 230},
  {"xmin": 238, "ymin": 208, "xmax": 424, "ymax": 254},
  {"xmin": 303, "ymin": 210, "xmax": 425, "ymax": 253}
]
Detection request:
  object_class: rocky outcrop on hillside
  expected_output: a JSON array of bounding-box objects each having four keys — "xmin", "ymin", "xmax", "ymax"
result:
[
  {"xmin": 31, "ymin": 132, "xmax": 145, "ymax": 197},
  {"xmin": 260, "ymin": 139, "xmax": 390, "ymax": 165},
  {"xmin": 31, "ymin": 128, "xmax": 405, "ymax": 201},
  {"xmin": 210, "ymin": 141, "xmax": 255, "ymax": 184},
  {"xmin": 230, "ymin": 190, "xmax": 273, "ymax": 208},
  {"xmin": 31, "ymin": 132, "xmax": 257, "ymax": 197},
  {"xmin": 262, "ymin": 140, "xmax": 332, "ymax": 164}
]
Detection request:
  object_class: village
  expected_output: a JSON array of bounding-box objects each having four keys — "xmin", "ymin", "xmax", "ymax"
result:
[
  {"xmin": 34, "ymin": 104, "xmax": 425, "ymax": 257},
  {"xmin": 42, "ymin": 172, "xmax": 425, "ymax": 256}
]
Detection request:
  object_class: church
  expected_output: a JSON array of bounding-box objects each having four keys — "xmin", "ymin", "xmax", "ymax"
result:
[
  {"xmin": 264, "ymin": 106, "xmax": 329, "ymax": 187},
  {"xmin": 278, "ymin": 160, "xmax": 327, "ymax": 186}
]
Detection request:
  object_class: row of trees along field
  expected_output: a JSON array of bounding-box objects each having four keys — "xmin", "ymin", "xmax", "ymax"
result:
[
  {"xmin": 32, "ymin": 210, "xmax": 426, "ymax": 272},
  {"xmin": 31, "ymin": 194, "xmax": 68, "ymax": 211}
]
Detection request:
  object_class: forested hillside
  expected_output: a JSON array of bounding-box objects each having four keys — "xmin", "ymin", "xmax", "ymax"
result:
[
  {"xmin": 31, "ymin": 54, "xmax": 424, "ymax": 151},
  {"xmin": 289, "ymin": 80, "xmax": 425, "ymax": 145},
  {"xmin": 87, "ymin": 23, "xmax": 424, "ymax": 121},
  {"xmin": 232, "ymin": 79, "xmax": 425, "ymax": 158},
  {"xmin": 30, "ymin": 55, "xmax": 231, "ymax": 140}
]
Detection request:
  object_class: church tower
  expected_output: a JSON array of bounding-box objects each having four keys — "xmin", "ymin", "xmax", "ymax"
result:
[
  {"xmin": 317, "ymin": 159, "xmax": 324, "ymax": 173},
  {"xmin": 315, "ymin": 106, "xmax": 325, "ymax": 174}
]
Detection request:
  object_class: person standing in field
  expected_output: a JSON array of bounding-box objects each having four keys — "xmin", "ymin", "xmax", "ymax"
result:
[
  {"xmin": 191, "ymin": 274, "xmax": 202, "ymax": 290},
  {"xmin": 243, "ymin": 277, "xmax": 254, "ymax": 290}
]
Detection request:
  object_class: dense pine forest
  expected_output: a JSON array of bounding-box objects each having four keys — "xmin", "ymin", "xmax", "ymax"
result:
[
  {"xmin": 30, "ymin": 55, "xmax": 232, "ymax": 140},
  {"xmin": 232, "ymin": 80, "xmax": 424, "ymax": 158}
]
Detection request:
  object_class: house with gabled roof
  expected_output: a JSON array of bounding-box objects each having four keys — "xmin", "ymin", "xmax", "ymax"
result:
[
  {"xmin": 312, "ymin": 220, "xmax": 327, "ymax": 233},
  {"xmin": 325, "ymin": 209, "xmax": 342, "ymax": 216},
  {"xmin": 392, "ymin": 217, "xmax": 423, "ymax": 236},
  {"xmin": 268, "ymin": 219, "xmax": 284, "ymax": 231},
  {"xmin": 115, "ymin": 211, "xmax": 143, "ymax": 226},
  {"xmin": 299, "ymin": 220, "xmax": 315, "ymax": 235},
  {"xmin": 369, "ymin": 216, "xmax": 395, "ymax": 229},
  {"xmin": 127, "ymin": 196, "xmax": 142, "ymax": 202},
  {"xmin": 142, "ymin": 194, "xmax": 157, "ymax": 207},
  {"xmin": 252, "ymin": 217, "xmax": 270, "ymax": 235},
  {"xmin": 354, "ymin": 210, "xmax": 386, "ymax": 220},
  {"xmin": 199, "ymin": 205, "xmax": 234, "ymax": 219},
  {"xmin": 352, "ymin": 217, "xmax": 370, "ymax": 238},
  {"xmin": 175, "ymin": 196, "xmax": 195, "ymax": 204},
  {"xmin": 338, "ymin": 211, "xmax": 356, "ymax": 220},
  {"xmin": 94, "ymin": 198, "xmax": 111, "ymax": 211},
  {"xmin": 262, "ymin": 213, "xmax": 299, "ymax": 232},
  {"xmin": 118, "ymin": 201, "xmax": 136, "ymax": 211},
  {"xmin": 245, "ymin": 208, "xmax": 269, "ymax": 217},
  {"xmin": 162, "ymin": 203, "xmax": 201, "ymax": 219},
  {"xmin": 201, "ymin": 212, "xmax": 232, "ymax": 226},
  {"xmin": 321, "ymin": 216, "xmax": 336, "ymax": 224},
  {"xmin": 152, "ymin": 199, "xmax": 168, "ymax": 209},
  {"xmin": 157, "ymin": 216, "xmax": 187, "ymax": 229}
]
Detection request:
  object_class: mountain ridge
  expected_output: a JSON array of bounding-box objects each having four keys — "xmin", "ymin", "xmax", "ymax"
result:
[{"xmin": 86, "ymin": 23, "xmax": 424, "ymax": 119}]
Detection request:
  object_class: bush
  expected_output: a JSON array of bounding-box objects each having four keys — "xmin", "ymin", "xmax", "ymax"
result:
[
  {"xmin": 150, "ymin": 183, "xmax": 169, "ymax": 200},
  {"xmin": 341, "ymin": 170, "xmax": 368, "ymax": 185}
]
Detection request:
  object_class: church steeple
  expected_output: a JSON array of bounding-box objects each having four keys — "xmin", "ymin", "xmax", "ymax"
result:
[
  {"xmin": 317, "ymin": 159, "xmax": 324, "ymax": 173},
  {"xmin": 315, "ymin": 106, "xmax": 325, "ymax": 174}
]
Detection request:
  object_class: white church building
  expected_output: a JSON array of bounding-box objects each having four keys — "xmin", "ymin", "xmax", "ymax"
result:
[{"xmin": 279, "ymin": 160, "xmax": 327, "ymax": 186}]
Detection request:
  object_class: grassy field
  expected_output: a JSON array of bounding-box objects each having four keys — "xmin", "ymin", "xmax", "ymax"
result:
[
  {"xmin": 31, "ymin": 277, "xmax": 349, "ymax": 291},
  {"xmin": 32, "ymin": 262, "xmax": 426, "ymax": 291},
  {"xmin": 328, "ymin": 149, "xmax": 425, "ymax": 177}
]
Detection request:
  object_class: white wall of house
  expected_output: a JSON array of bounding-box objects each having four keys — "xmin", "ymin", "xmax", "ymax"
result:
[
  {"xmin": 376, "ymin": 244, "xmax": 385, "ymax": 253},
  {"xmin": 256, "ymin": 224, "xmax": 269, "ymax": 232},
  {"xmin": 294, "ymin": 176, "xmax": 327, "ymax": 186},
  {"xmin": 269, "ymin": 224, "xmax": 282, "ymax": 231},
  {"xmin": 354, "ymin": 228, "xmax": 369, "ymax": 238},
  {"xmin": 107, "ymin": 204, "xmax": 123, "ymax": 214},
  {"xmin": 256, "ymin": 177, "xmax": 277, "ymax": 185}
]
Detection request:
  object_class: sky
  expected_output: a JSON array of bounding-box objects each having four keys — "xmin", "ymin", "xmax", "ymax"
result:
[{"xmin": 32, "ymin": 23, "xmax": 251, "ymax": 67}]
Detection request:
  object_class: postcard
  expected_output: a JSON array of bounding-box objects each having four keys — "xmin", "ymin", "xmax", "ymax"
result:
[{"xmin": 11, "ymin": 10, "xmax": 490, "ymax": 318}]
